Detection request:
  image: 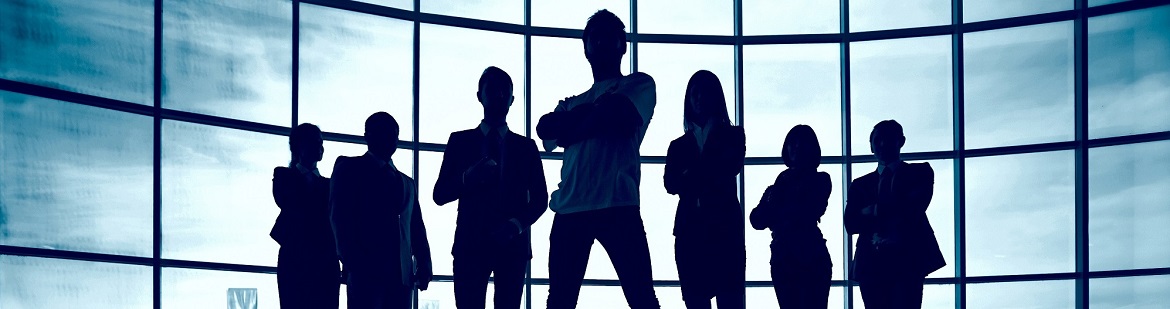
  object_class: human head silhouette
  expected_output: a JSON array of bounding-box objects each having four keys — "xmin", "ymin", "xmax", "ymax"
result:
[
  {"xmin": 783, "ymin": 124, "xmax": 821, "ymax": 170},
  {"xmin": 869, "ymin": 120, "xmax": 905, "ymax": 163},
  {"xmin": 683, "ymin": 70, "xmax": 730, "ymax": 131},
  {"xmin": 289, "ymin": 123, "xmax": 323, "ymax": 167},
  {"xmin": 477, "ymin": 66, "xmax": 514, "ymax": 126},
  {"xmin": 582, "ymin": 9, "xmax": 627, "ymax": 70},
  {"xmin": 364, "ymin": 112, "xmax": 399, "ymax": 161}
]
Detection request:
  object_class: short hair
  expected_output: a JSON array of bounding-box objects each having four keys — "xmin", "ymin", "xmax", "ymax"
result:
[
  {"xmin": 782, "ymin": 124, "xmax": 822, "ymax": 170},
  {"xmin": 365, "ymin": 112, "xmax": 399, "ymax": 137},
  {"xmin": 289, "ymin": 123, "xmax": 321, "ymax": 164},
  {"xmin": 582, "ymin": 9, "xmax": 627, "ymax": 45},
  {"xmin": 478, "ymin": 66, "xmax": 513, "ymax": 93},
  {"xmin": 872, "ymin": 120, "xmax": 904, "ymax": 139}
]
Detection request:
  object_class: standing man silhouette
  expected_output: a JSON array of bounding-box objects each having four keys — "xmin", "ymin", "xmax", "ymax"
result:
[
  {"xmin": 844, "ymin": 120, "xmax": 945, "ymax": 309},
  {"xmin": 331, "ymin": 112, "xmax": 433, "ymax": 309},
  {"xmin": 535, "ymin": 9, "xmax": 660, "ymax": 309},
  {"xmin": 433, "ymin": 66, "xmax": 549, "ymax": 309}
]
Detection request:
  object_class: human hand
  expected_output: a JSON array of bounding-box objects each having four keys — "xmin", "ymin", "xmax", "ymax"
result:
[
  {"xmin": 861, "ymin": 204, "xmax": 876, "ymax": 216},
  {"xmin": 463, "ymin": 157, "xmax": 499, "ymax": 185},
  {"xmin": 491, "ymin": 219, "xmax": 522, "ymax": 244},
  {"xmin": 415, "ymin": 261, "xmax": 433, "ymax": 291}
]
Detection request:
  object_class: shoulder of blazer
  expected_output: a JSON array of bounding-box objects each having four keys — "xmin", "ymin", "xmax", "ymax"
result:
[
  {"xmin": 272, "ymin": 166, "xmax": 295, "ymax": 179},
  {"xmin": 852, "ymin": 170, "xmax": 880, "ymax": 187},
  {"xmin": 505, "ymin": 131, "xmax": 538, "ymax": 150}
]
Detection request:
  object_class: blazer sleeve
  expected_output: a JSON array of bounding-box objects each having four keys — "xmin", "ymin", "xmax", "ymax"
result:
[
  {"xmin": 409, "ymin": 194, "xmax": 432, "ymax": 269},
  {"xmin": 517, "ymin": 139, "xmax": 549, "ymax": 229},
  {"xmin": 749, "ymin": 185, "xmax": 776, "ymax": 230},
  {"xmin": 663, "ymin": 138, "xmax": 688, "ymax": 195},
  {"xmin": 329, "ymin": 157, "xmax": 357, "ymax": 260},
  {"xmin": 884, "ymin": 163, "xmax": 935, "ymax": 233},
  {"xmin": 272, "ymin": 168, "xmax": 296, "ymax": 210},
  {"xmin": 844, "ymin": 176, "xmax": 876, "ymax": 235},
  {"xmin": 433, "ymin": 133, "xmax": 465, "ymax": 206}
]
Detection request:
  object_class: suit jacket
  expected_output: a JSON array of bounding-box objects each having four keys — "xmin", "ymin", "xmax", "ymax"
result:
[
  {"xmin": 433, "ymin": 128, "xmax": 548, "ymax": 258},
  {"xmin": 844, "ymin": 162, "xmax": 945, "ymax": 282},
  {"xmin": 664, "ymin": 124, "xmax": 746, "ymax": 241},
  {"xmin": 330, "ymin": 154, "xmax": 432, "ymax": 286},
  {"xmin": 749, "ymin": 168, "xmax": 832, "ymax": 246},
  {"xmin": 270, "ymin": 166, "xmax": 336, "ymax": 258}
]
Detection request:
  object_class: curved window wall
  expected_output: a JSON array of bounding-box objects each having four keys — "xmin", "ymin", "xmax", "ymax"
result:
[{"xmin": 2, "ymin": 0, "xmax": 1169, "ymax": 308}]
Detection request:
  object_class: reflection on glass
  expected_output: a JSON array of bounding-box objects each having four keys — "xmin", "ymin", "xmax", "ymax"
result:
[
  {"xmin": 0, "ymin": 256, "xmax": 151, "ymax": 308},
  {"xmin": 1088, "ymin": 5, "xmax": 1170, "ymax": 138},
  {"xmin": 531, "ymin": 0, "xmax": 629, "ymax": 30},
  {"xmin": 852, "ymin": 284, "xmax": 955, "ymax": 309},
  {"xmin": 850, "ymin": 35, "xmax": 953, "ymax": 154},
  {"xmin": 1090, "ymin": 275, "xmax": 1170, "ymax": 308},
  {"xmin": 964, "ymin": 21, "xmax": 1074, "ymax": 149},
  {"xmin": 0, "ymin": 0, "xmax": 152, "ymax": 105},
  {"xmin": 0, "ymin": 92, "xmax": 153, "ymax": 257},
  {"xmin": 636, "ymin": 0, "xmax": 732, "ymax": 35},
  {"xmin": 529, "ymin": 36, "xmax": 630, "ymax": 152},
  {"xmin": 299, "ymin": 4, "xmax": 414, "ymax": 138},
  {"xmin": 422, "ymin": 0, "xmax": 521, "ymax": 24},
  {"xmin": 849, "ymin": 0, "xmax": 950, "ymax": 32},
  {"xmin": 743, "ymin": 44, "xmax": 842, "ymax": 156},
  {"xmin": 1089, "ymin": 140, "xmax": 1170, "ymax": 271},
  {"xmin": 963, "ymin": 0, "xmax": 1071, "ymax": 23},
  {"xmin": 965, "ymin": 151, "xmax": 1075, "ymax": 276},
  {"xmin": 743, "ymin": 0, "xmax": 839, "ymax": 35},
  {"xmin": 745, "ymin": 165, "xmax": 845, "ymax": 281},
  {"xmin": 161, "ymin": 121, "xmax": 287, "ymax": 266},
  {"xmin": 162, "ymin": 268, "xmax": 279, "ymax": 309},
  {"xmin": 851, "ymin": 160, "xmax": 956, "ymax": 279},
  {"xmin": 636, "ymin": 43, "xmax": 735, "ymax": 157},
  {"xmin": 966, "ymin": 280, "xmax": 1074, "ymax": 309},
  {"xmin": 163, "ymin": 0, "xmax": 292, "ymax": 126},
  {"xmin": 420, "ymin": 24, "xmax": 525, "ymax": 144}
]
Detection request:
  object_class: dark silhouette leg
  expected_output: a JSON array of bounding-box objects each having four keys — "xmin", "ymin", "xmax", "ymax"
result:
[
  {"xmin": 492, "ymin": 255, "xmax": 528, "ymax": 309},
  {"xmin": 596, "ymin": 207, "xmax": 660, "ymax": 309},
  {"xmin": 454, "ymin": 253, "xmax": 492, "ymax": 309},
  {"xmin": 546, "ymin": 212, "xmax": 594, "ymax": 309}
]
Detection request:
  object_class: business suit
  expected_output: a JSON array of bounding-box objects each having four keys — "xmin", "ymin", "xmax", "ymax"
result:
[
  {"xmin": 433, "ymin": 126, "xmax": 548, "ymax": 309},
  {"xmin": 330, "ymin": 153, "xmax": 432, "ymax": 309},
  {"xmin": 663, "ymin": 124, "xmax": 746, "ymax": 309},
  {"xmin": 272, "ymin": 165, "xmax": 340, "ymax": 309},
  {"xmin": 844, "ymin": 161, "xmax": 944, "ymax": 309},
  {"xmin": 749, "ymin": 168, "xmax": 832, "ymax": 309}
]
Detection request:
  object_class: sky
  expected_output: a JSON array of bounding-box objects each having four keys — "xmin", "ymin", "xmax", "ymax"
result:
[{"xmin": 1, "ymin": 0, "xmax": 1169, "ymax": 308}]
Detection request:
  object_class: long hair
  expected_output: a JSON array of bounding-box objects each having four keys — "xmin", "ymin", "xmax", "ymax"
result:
[
  {"xmin": 289, "ymin": 123, "xmax": 322, "ymax": 166},
  {"xmin": 782, "ymin": 124, "xmax": 822, "ymax": 170},
  {"xmin": 683, "ymin": 70, "xmax": 731, "ymax": 131}
]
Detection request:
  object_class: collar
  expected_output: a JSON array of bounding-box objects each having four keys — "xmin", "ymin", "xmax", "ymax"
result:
[
  {"xmin": 364, "ymin": 151, "xmax": 398, "ymax": 172},
  {"xmin": 293, "ymin": 162, "xmax": 321, "ymax": 178},
  {"xmin": 877, "ymin": 160, "xmax": 904, "ymax": 175},
  {"xmin": 478, "ymin": 121, "xmax": 509, "ymax": 139}
]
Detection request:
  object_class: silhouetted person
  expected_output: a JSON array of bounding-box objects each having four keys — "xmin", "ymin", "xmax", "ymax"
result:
[
  {"xmin": 844, "ymin": 120, "xmax": 945, "ymax": 309},
  {"xmin": 534, "ymin": 9, "xmax": 660, "ymax": 309},
  {"xmin": 663, "ymin": 70, "xmax": 746, "ymax": 309},
  {"xmin": 330, "ymin": 112, "xmax": 433, "ymax": 309},
  {"xmin": 749, "ymin": 124, "xmax": 832, "ymax": 309},
  {"xmin": 433, "ymin": 67, "xmax": 549, "ymax": 309},
  {"xmin": 271, "ymin": 123, "xmax": 340, "ymax": 309}
]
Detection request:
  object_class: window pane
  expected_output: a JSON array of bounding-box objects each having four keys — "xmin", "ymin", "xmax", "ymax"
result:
[
  {"xmin": 636, "ymin": 43, "xmax": 735, "ymax": 157},
  {"xmin": 0, "ymin": 256, "xmax": 151, "ymax": 308},
  {"xmin": 964, "ymin": 22, "xmax": 1074, "ymax": 149},
  {"xmin": 352, "ymin": 0, "xmax": 411, "ymax": 10},
  {"xmin": 531, "ymin": 159, "xmax": 562, "ymax": 279},
  {"xmin": 1090, "ymin": 275, "xmax": 1170, "ymax": 308},
  {"xmin": 420, "ymin": 24, "xmax": 525, "ymax": 144},
  {"xmin": 162, "ymin": 268, "xmax": 280, "ymax": 308},
  {"xmin": 1, "ymin": 92, "xmax": 153, "ymax": 257},
  {"xmin": 419, "ymin": 150, "xmax": 456, "ymax": 276},
  {"xmin": 849, "ymin": 0, "xmax": 950, "ymax": 32},
  {"xmin": 966, "ymin": 280, "xmax": 1075, "ymax": 309},
  {"xmin": 747, "ymin": 286, "xmax": 845, "ymax": 309},
  {"xmin": 641, "ymin": 164, "xmax": 681, "ymax": 281},
  {"xmin": 743, "ymin": 0, "xmax": 839, "ymax": 35},
  {"xmin": 299, "ymin": 4, "xmax": 414, "ymax": 138},
  {"xmin": 744, "ymin": 44, "xmax": 842, "ymax": 157},
  {"xmin": 853, "ymin": 284, "xmax": 955, "ymax": 309},
  {"xmin": 963, "ymin": 0, "xmax": 1071, "ymax": 23},
  {"xmin": 851, "ymin": 160, "xmax": 956, "ymax": 279},
  {"xmin": 1088, "ymin": 5, "xmax": 1170, "ymax": 139},
  {"xmin": 161, "ymin": 121, "xmax": 287, "ymax": 266},
  {"xmin": 422, "ymin": 0, "xmax": 521, "ymax": 25},
  {"xmin": 637, "ymin": 0, "xmax": 732, "ymax": 35},
  {"xmin": 746, "ymin": 165, "xmax": 845, "ymax": 281},
  {"xmin": 163, "ymin": 0, "xmax": 292, "ymax": 126},
  {"xmin": 1089, "ymin": 140, "xmax": 1170, "ymax": 271},
  {"xmin": 1089, "ymin": 0, "xmax": 1129, "ymax": 6},
  {"xmin": 531, "ymin": 0, "xmax": 628, "ymax": 30},
  {"xmin": 850, "ymin": 35, "xmax": 953, "ymax": 155},
  {"xmin": 530, "ymin": 37, "xmax": 630, "ymax": 153},
  {"xmin": 966, "ymin": 151, "xmax": 1075, "ymax": 276},
  {"xmin": 0, "ymin": 0, "xmax": 152, "ymax": 104}
]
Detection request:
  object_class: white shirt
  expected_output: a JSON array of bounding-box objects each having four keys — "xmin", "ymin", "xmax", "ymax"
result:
[
  {"xmin": 542, "ymin": 72, "xmax": 656, "ymax": 214},
  {"xmin": 478, "ymin": 121, "xmax": 509, "ymax": 139}
]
